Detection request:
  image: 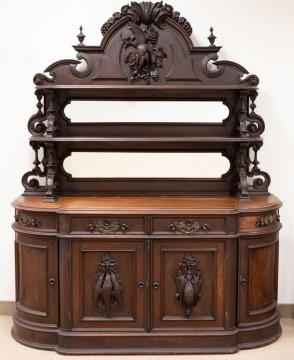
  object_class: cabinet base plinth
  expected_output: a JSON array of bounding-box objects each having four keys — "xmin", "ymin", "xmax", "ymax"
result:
[{"xmin": 11, "ymin": 311, "xmax": 282, "ymax": 355}]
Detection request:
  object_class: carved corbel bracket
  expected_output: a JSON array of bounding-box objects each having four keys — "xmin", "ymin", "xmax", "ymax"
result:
[
  {"xmin": 247, "ymin": 142, "xmax": 271, "ymax": 193},
  {"xmin": 28, "ymin": 90, "xmax": 47, "ymax": 136},
  {"xmin": 22, "ymin": 141, "xmax": 46, "ymax": 194},
  {"xmin": 238, "ymin": 90, "xmax": 265, "ymax": 137}
]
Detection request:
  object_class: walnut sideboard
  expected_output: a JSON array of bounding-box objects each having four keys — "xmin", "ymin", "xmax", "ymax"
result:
[
  {"xmin": 12, "ymin": 194, "xmax": 282, "ymax": 354},
  {"xmin": 12, "ymin": 1, "xmax": 282, "ymax": 354}
]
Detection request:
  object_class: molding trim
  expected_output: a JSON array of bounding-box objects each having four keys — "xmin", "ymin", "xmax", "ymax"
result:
[{"xmin": 0, "ymin": 301, "xmax": 293, "ymax": 317}]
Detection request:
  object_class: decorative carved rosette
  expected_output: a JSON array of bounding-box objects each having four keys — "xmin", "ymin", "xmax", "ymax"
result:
[
  {"xmin": 256, "ymin": 214, "xmax": 280, "ymax": 227},
  {"xmin": 167, "ymin": 219, "xmax": 211, "ymax": 234},
  {"xmin": 174, "ymin": 253, "xmax": 204, "ymax": 318},
  {"xmin": 93, "ymin": 253, "xmax": 125, "ymax": 318},
  {"xmin": 86, "ymin": 219, "xmax": 130, "ymax": 233}
]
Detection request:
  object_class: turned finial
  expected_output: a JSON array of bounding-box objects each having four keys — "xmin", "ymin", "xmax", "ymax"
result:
[
  {"xmin": 77, "ymin": 26, "xmax": 85, "ymax": 45},
  {"xmin": 208, "ymin": 27, "xmax": 216, "ymax": 47}
]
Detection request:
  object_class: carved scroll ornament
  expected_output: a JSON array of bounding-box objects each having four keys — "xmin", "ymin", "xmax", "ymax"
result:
[
  {"xmin": 174, "ymin": 253, "xmax": 204, "ymax": 318},
  {"xmin": 167, "ymin": 219, "xmax": 211, "ymax": 234},
  {"xmin": 86, "ymin": 219, "xmax": 130, "ymax": 233},
  {"xmin": 93, "ymin": 253, "xmax": 125, "ymax": 318}
]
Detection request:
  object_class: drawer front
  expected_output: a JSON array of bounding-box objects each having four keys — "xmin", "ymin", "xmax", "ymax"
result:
[
  {"xmin": 239, "ymin": 211, "xmax": 281, "ymax": 233},
  {"xmin": 14, "ymin": 210, "xmax": 57, "ymax": 233},
  {"xmin": 152, "ymin": 216, "xmax": 227, "ymax": 235},
  {"xmin": 69, "ymin": 216, "xmax": 146, "ymax": 235}
]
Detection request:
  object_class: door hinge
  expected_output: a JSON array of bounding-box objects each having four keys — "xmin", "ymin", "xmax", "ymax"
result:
[
  {"xmin": 226, "ymin": 311, "xmax": 228, "ymax": 321},
  {"xmin": 69, "ymin": 312, "xmax": 71, "ymax": 320}
]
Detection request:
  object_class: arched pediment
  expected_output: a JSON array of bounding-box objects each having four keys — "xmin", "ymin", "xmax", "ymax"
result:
[{"xmin": 34, "ymin": 1, "xmax": 258, "ymax": 88}]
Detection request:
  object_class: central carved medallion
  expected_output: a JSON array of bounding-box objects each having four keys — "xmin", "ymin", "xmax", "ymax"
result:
[
  {"xmin": 93, "ymin": 253, "xmax": 125, "ymax": 318},
  {"xmin": 121, "ymin": 23, "xmax": 167, "ymax": 84},
  {"xmin": 174, "ymin": 253, "xmax": 204, "ymax": 318}
]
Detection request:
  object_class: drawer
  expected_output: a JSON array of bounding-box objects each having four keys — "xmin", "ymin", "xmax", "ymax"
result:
[
  {"xmin": 14, "ymin": 211, "xmax": 57, "ymax": 233},
  {"xmin": 69, "ymin": 216, "xmax": 146, "ymax": 235},
  {"xmin": 239, "ymin": 211, "xmax": 281, "ymax": 233},
  {"xmin": 152, "ymin": 216, "xmax": 227, "ymax": 235}
]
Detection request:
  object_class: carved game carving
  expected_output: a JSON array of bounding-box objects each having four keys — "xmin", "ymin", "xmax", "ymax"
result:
[
  {"xmin": 122, "ymin": 22, "xmax": 167, "ymax": 84},
  {"xmin": 93, "ymin": 253, "xmax": 125, "ymax": 318},
  {"xmin": 174, "ymin": 253, "xmax": 204, "ymax": 318}
]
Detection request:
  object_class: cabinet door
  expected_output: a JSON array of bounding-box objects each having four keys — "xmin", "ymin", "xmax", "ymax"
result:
[
  {"xmin": 238, "ymin": 233, "xmax": 279, "ymax": 325},
  {"xmin": 152, "ymin": 239, "xmax": 226, "ymax": 330},
  {"xmin": 15, "ymin": 233, "xmax": 59, "ymax": 325},
  {"xmin": 71, "ymin": 239, "xmax": 145, "ymax": 330}
]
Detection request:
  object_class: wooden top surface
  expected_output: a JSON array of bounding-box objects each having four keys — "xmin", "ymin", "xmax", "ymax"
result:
[{"xmin": 12, "ymin": 195, "xmax": 282, "ymax": 215}]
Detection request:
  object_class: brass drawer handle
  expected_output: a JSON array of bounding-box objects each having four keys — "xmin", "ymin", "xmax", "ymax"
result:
[
  {"xmin": 49, "ymin": 278, "xmax": 56, "ymax": 285},
  {"xmin": 153, "ymin": 282, "xmax": 159, "ymax": 289},
  {"xmin": 86, "ymin": 219, "xmax": 130, "ymax": 233},
  {"xmin": 138, "ymin": 281, "xmax": 144, "ymax": 288},
  {"xmin": 167, "ymin": 219, "xmax": 211, "ymax": 234},
  {"xmin": 241, "ymin": 279, "xmax": 246, "ymax": 286}
]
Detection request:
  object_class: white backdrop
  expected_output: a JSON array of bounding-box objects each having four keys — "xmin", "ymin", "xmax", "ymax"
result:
[{"xmin": 1, "ymin": 0, "xmax": 293, "ymax": 303}]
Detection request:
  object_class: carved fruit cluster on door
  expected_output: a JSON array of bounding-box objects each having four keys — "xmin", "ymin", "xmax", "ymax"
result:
[
  {"xmin": 174, "ymin": 253, "xmax": 204, "ymax": 318},
  {"xmin": 93, "ymin": 253, "xmax": 125, "ymax": 318}
]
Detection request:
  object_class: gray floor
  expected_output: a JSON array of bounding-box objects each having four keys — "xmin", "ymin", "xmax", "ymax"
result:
[{"xmin": 1, "ymin": 316, "xmax": 293, "ymax": 359}]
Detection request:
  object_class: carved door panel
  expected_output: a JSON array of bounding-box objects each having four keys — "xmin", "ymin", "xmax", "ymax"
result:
[
  {"xmin": 15, "ymin": 233, "xmax": 59, "ymax": 325},
  {"xmin": 71, "ymin": 239, "xmax": 145, "ymax": 330},
  {"xmin": 238, "ymin": 233, "xmax": 279, "ymax": 325},
  {"xmin": 152, "ymin": 239, "xmax": 226, "ymax": 329}
]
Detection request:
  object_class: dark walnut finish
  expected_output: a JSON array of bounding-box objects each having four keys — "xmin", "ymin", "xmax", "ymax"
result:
[{"xmin": 12, "ymin": 1, "xmax": 282, "ymax": 354}]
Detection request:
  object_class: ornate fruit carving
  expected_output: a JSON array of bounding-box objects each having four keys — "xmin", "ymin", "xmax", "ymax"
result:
[
  {"xmin": 174, "ymin": 253, "xmax": 204, "ymax": 318},
  {"xmin": 167, "ymin": 219, "xmax": 211, "ymax": 234},
  {"xmin": 93, "ymin": 253, "xmax": 125, "ymax": 318}
]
